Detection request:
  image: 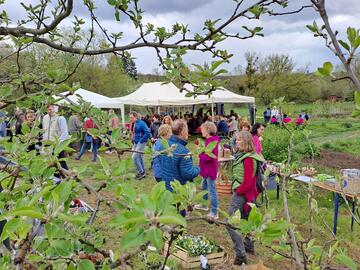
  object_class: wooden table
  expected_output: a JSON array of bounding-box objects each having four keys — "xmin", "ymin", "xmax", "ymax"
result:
[
  {"xmin": 313, "ymin": 181, "xmax": 360, "ymax": 235},
  {"xmin": 290, "ymin": 175, "xmax": 360, "ymax": 235}
]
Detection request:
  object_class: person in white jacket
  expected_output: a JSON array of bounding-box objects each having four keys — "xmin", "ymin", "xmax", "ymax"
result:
[{"xmin": 42, "ymin": 104, "xmax": 69, "ymax": 170}]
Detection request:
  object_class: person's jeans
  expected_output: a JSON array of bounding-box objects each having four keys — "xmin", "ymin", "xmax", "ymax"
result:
[
  {"xmin": 226, "ymin": 192, "xmax": 253, "ymax": 257},
  {"xmin": 132, "ymin": 142, "xmax": 146, "ymax": 174},
  {"xmin": 202, "ymin": 177, "xmax": 218, "ymax": 215},
  {"xmin": 78, "ymin": 139, "xmax": 99, "ymax": 161}
]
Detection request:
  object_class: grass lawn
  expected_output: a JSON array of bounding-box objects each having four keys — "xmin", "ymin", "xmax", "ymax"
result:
[{"xmin": 69, "ymin": 116, "xmax": 360, "ymax": 269}]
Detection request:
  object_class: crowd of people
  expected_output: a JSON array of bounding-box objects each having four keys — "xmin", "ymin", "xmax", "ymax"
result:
[
  {"xmin": 263, "ymin": 107, "xmax": 310, "ymax": 126},
  {"xmin": 128, "ymin": 109, "xmax": 266, "ymax": 265},
  {"xmin": 0, "ymin": 105, "xmax": 273, "ymax": 266}
]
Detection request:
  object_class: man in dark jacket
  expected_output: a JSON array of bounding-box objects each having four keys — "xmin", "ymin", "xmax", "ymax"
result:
[
  {"xmin": 161, "ymin": 120, "xmax": 200, "ymax": 191},
  {"xmin": 150, "ymin": 114, "xmax": 162, "ymax": 142},
  {"xmin": 130, "ymin": 111, "xmax": 150, "ymax": 180}
]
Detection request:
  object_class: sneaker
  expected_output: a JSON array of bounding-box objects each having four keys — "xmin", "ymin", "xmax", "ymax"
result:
[
  {"xmin": 75, "ymin": 157, "xmax": 80, "ymax": 160},
  {"xmin": 135, "ymin": 173, "xmax": 146, "ymax": 180},
  {"xmin": 194, "ymin": 204, "xmax": 209, "ymax": 211},
  {"xmin": 234, "ymin": 255, "xmax": 247, "ymax": 266},
  {"xmin": 206, "ymin": 213, "xmax": 219, "ymax": 220},
  {"xmin": 105, "ymin": 150, "xmax": 112, "ymax": 154}
]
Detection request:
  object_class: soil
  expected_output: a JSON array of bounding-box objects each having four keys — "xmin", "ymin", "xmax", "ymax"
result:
[{"xmin": 305, "ymin": 150, "xmax": 360, "ymax": 169}]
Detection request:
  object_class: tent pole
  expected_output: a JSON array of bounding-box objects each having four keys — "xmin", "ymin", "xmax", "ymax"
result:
[{"xmin": 211, "ymin": 102, "xmax": 214, "ymax": 122}]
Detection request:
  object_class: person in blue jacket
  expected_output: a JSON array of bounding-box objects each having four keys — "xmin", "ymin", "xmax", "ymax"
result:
[
  {"xmin": 152, "ymin": 124, "xmax": 172, "ymax": 182},
  {"xmin": 130, "ymin": 111, "xmax": 150, "ymax": 180},
  {"xmin": 218, "ymin": 115, "xmax": 229, "ymax": 137},
  {"xmin": 161, "ymin": 119, "xmax": 200, "ymax": 191}
]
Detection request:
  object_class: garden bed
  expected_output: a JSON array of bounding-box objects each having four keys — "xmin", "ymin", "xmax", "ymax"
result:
[{"xmin": 304, "ymin": 150, "xmax": 360, "ymax": 169}]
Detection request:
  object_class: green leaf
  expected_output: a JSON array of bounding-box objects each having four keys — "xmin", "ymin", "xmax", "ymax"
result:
[
  {"xmin": 58, "ymin": 213, "xmax": 89, "ymax": 225},
  {"xmin": 306, "ymin": 24, "xmax": 317, "ymax": 33},
  {"xmin": 158, "ymin": 214, "xmax": 186, "ymax": 227},
  {"xmin": 156, "ymin": 190, "xmax": 174, "ymax": 212},
  {"xmin": 354, "ymin": 91, "xmax": 360, "ymax": 106},
  {"xmin": 1, "ymin": 218, "xmax": 20, "ymax": 241},
  {"xmin": 338, "ymin": 40, "xmax": 350, "ymax": 51},
  {"xmin": 145, "ymin": 228, "xmax": 163, "ymax": 250},
  {"xmin": 120, "ymin": 228, "xmax": 146, "ymax": 251},
  {"xmin": 1, "ymin": 207, "xmax": 44, "ymax": 219},
  {"xmin": 28, "ymin": 185, "xmax": 54, "ymax": 206},
  {"xmin": 78, "ymin": 259, "xmax": 95, "ymax": 270},
  {"xmin": 110, "ymin": 210, "xmax": 147, "ymax": 227},
  {"xmin": 98, "ymin": 155, "xmax": 111, "ymax": 176},
  {"xmin": 51, "ymin": 239, "xmax": 72, "ymax": 256},
  {"xmin": 347, "ymin": 27, "xmax": 357, "ymax": 44},
  {"xmin": 150, "ymin": 181, "xmax": 166, "ymax": 202},
  {"xmin": 323, "ymin": 62, "xmax": 333, "ymax": 73},
  {"xmin": 249, "ymin": 5, "xmax": 262, "ymax": 17},
  {"xmin": 316, "ymin": 62, "xmax": 333, "ymax": 77},
  {"xmin": 115, "ymin": 9, "xmax": 120, "ymax": 21},
  {"xmin": 107, "ymin": 0, "xmax": 117, "ymax": 6},
  {"xmin": 87, "ymin": 128, "xmax": 100, "ymax": 137},
  {"xmin": 52, "ymin": 181, "xmax": 72, "ymax": 204},
  {"xmin": 119, "ymin": 183, "xmax": 136, "ymax": 201},
  {"xmin": 334, "ymin": 254, "xmax": 357, "ymax": 270}
]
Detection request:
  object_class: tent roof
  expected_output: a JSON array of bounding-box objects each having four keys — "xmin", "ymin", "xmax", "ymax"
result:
[
  {"xmin": 113, "ymin": 82, "xmax": 190, "ymax": 106},
  {"xmin": 182, "ymin": 84, "xmax": 255, "ymax": 104},
  {"xmin": 56, "ymin": 88, "xmax": 123, "ymax": 109},
  {"xmin": 113, "ymin": 82, "xmax": 254, "ymax": 106}
]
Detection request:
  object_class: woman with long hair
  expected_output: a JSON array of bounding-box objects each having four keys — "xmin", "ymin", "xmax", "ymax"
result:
[
  {"xmin": 227, "ymin": 131, "xmax": 264, "ymax": 266},
  {"xmin": 250, "ymin": 122, "xmax": 265, "ymax": 156}
]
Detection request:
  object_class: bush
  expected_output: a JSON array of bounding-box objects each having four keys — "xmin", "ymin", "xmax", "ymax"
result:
[
  {"xmin": 341, "ymin": 122, "xmax": 353, "ymax": 128},
  {"xmin": 262, "ymin": 125, "xmax": 302, "ymax": 162},
  {"xmin": 321, "ymin": 142, "xmax": 332, "ymax": 149},
  {"xmin": 294, "ymin": 142, "xmax": 320, "ymax": 159}
]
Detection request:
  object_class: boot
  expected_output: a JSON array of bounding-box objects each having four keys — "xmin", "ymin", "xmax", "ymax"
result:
[
  {"xmin": 244, "ymin": 236, "xmax": 255, "ymax": 255},
  {"xmin": 234, "ymin": 254, "xmax": 247, "ymax": 265}
]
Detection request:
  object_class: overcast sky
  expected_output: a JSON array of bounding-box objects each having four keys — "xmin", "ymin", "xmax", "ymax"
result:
[{"xmin": 2, "ymin": 0, "xmax": 360, "ymax": 74}]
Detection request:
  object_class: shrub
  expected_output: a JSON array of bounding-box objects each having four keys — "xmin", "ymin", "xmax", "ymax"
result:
[
  {"xmin": 294, "ymin": 142, "xmax": 320, "ymax": 158},
  {"xmin": 321, "ymin": 142, "xmax": 332, "ymax": 149},
  {"xmin": 341, "ymin": 122, "xmax": 353, "ymax": 128},
  {"xmin": 262, "ymin": 125, "xmax": 302, "ymax": 162}
]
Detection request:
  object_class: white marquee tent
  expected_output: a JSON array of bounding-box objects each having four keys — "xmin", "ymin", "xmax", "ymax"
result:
[
  {"xmin": 113, "ymin": 82, "xmax": 255, "ymax": 106},
  {"xmin": 55, "ymin": 88, "xmax": 125, "ymax": 125}
]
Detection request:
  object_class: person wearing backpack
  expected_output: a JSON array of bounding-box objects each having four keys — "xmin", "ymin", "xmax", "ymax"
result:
[{"xmin": 227, "ymin": 131, "xmax": 265, "ymax": 266}]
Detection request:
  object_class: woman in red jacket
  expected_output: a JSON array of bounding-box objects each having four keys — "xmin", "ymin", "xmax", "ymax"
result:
[{"xmin": 227, "ymin": 131, "xmax": 263, "ymax": 266}]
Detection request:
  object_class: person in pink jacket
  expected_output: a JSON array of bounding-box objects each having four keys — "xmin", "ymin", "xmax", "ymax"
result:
[
  {"xmin": 195, "ymin": 121, "xmax": 221, "ymax": 219},
  {"xmin": 250, "ymin": 123, "xmax": 265, "ymax": 156}
]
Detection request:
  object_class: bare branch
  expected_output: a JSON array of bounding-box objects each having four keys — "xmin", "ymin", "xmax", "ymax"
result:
[
  {"xmin": 268, "ymin": 5, "xmax": 313, "ymax": 16},
  {"xmin": 0, "ymin": 0, "xmax": 73, "ymax": 36}
]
